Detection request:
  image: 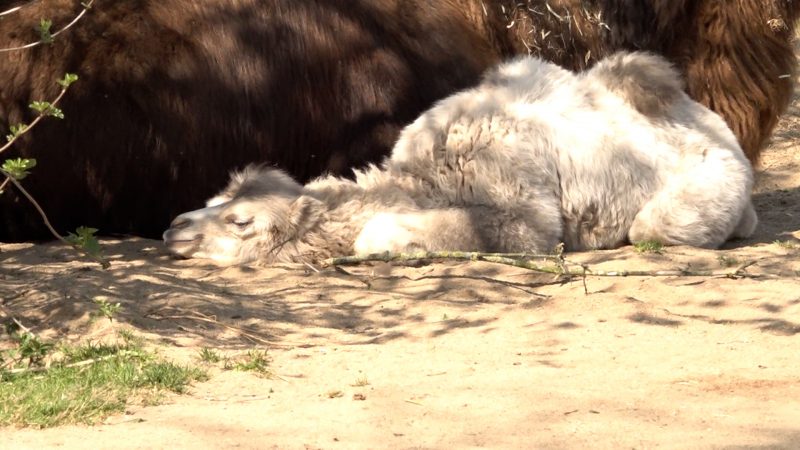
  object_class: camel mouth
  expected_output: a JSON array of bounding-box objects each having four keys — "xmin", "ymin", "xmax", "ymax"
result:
[
  {"xmin": 163, "ymin": 230, "xmax": 203, "ymax": 257},
  {"xmin": 165, "ymin": 238, "xmax": 200, "ymax": 244}
]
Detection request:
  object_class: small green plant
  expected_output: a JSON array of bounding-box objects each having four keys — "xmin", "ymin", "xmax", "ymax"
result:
[
  {"xmin": 198, "ymin": 347, "xmax": 222, "ymax": 364},
  {"xmin": 633, "ymin": 240, "xmax": 664, "ymax": 254},
  {"xmin": 0, "ymin": 157, "xmax": 36, "ymax": 181},
  {"xmin": 351, "ymin": 376, "xmax": 370, "ymax": 387},
  {"xmin": 90, "ymin": 297, "xmax": 121, "ymax": 322},
  {"xmin": 717, "ymin": 255, "xmax": 739, "ymax": 268},
  {"xmin": 28, "ymin": 100, "xmax": 63, "ymax": 119},
  {"xmin": 773, "ymin": 239, "xmax": 799, "ymax": 250},
  {"xmin": 16, "ymin": 333, "xmax": 55, "ymax": 367},
  {"xmin": 1, "ymin": 73, "xmax": 109, "ymax": 268},
  {"xmin": 66, "ymin": 226, "xmax": 103, "ymax": 258},
  {"xmin": 57, "ymin": 73, "xmax": 79, "ymax": 88},
  {"xmin": 38, "ymin": 18, "xmax": 54, "ymax": 44},
  {"xmin": 5, "ymin": 124, "xmax": 29, "ymax": 143},
  {"xmin": 228, "ymin": 349, "xmax": 270, "ymax": 375}
]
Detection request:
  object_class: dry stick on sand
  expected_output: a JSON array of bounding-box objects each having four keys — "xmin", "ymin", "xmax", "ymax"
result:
[
  {"xmin": 324, "ymin": 251, "xmax": 785, "ymax": 287},
  {"xmin": 0, "ymin": 0, "xmax": 96, "ymax": 53},
  {"xmin": 4, "ymin": 350, "xmax": 142, "ymax": 375},
  {"xmin": 145, "ymin": 307, "xmax": 291, "ymax": 347}
]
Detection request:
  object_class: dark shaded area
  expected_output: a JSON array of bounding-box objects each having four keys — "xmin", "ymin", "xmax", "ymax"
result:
[
  {"xmin": 748, "ymin": 187, "xmax": 800, "ymax": 244},
  {"xmin": 628, "ymin": 312, "xmax": 683, "ymax": 327},
  {"xmin": 722, "ymin": 430, "xmax": 800, "ymax": 450},
  {"xmin": 2, "ymin": 240, "xmax": 553, "ymax": 346},
  {"xmin": 0, "ymin": 0, "xmax": 497, "ymax": 240}
]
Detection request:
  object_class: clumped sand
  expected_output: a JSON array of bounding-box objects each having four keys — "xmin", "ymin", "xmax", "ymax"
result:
[{"xmin": 2, "ymin": 65, "xmax": 800, "ymax": 450}]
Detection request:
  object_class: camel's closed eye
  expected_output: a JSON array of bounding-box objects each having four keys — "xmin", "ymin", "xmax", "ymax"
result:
[{"xmin": 224, "ymin": 214, "xmax": 253, "ymax": 228}]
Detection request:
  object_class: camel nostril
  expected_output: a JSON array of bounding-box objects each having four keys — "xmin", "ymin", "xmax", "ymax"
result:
[{"xmin": 170, "ymin": 216, "xmax": 191, "ymax": 229}]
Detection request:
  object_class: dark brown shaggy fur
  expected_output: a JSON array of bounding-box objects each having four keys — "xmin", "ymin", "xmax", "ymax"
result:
[{"xmin": 0, "ymin": 0, "xmax": 797, "ymax": 240}]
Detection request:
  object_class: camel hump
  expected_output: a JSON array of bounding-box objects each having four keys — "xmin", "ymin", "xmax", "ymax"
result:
[{"xmin": 588, "ymin": 51, "xmax": 685, "ymax": 116}]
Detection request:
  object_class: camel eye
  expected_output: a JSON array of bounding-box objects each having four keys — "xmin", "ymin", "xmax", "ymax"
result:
[{"xmin": 224, "ymin": 214, "xmax": 253, "ymax": 228}]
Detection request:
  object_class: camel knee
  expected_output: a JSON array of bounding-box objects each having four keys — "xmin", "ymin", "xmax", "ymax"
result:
[
  {"xmin": 732, "ymin": 202, "xmax": 758, "ymax": 239},
  {"xmin": 354, "ymin": 212, "xmax": 424, "ymax": 255}
]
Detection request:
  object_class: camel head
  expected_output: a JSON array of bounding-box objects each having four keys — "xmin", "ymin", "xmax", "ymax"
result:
[{"xmin": 163, "ymin": 165, "xmax": 324, "ymax": 265}]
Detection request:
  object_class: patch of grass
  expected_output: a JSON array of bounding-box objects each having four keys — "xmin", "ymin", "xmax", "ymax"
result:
[
  {"xmin": 117, "ymin": 329, "xmax": 144, "ymax": 347},
  {"xmin": 773, "ymin": 239, "xmax": 799, "ymax": 250},
  {"xmin": 140, "ymin": 361, "xmax": 207, "ymax": 394},
  {"xmin": 633, "ymin": 240, "xmax": 664, "ymax": 254},
  {"xmin": 717, "ymin": 255, "xmax": 739, "ymax": 268},
  {"xmin": 0, "ymin": 340, "xmax": 207, "ymax": 428},
  {"xmin": 198, "ymin": 347, "xmax": 222, "ymax": 364},
  {"xmin": 91, "ymin": 297, "xmax": 121, "ymax": 322},
  {"xmin": 61, "ymin": 341, "xmax": 129, "ymax": 362},
  {"xmin": 16, "ymin": 333, "xmax": 54, "ymax": 366},
  {"xmin": 225, "ymin": 349, "xmax": 270, "ymax": 375},
  {"xmin": 351, "ymin": 376, "xmax": 370, "ymax": 387}
]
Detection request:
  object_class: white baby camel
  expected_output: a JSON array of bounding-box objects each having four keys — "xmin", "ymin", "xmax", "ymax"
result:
[{"xmin": 163, "ymin": 51, "xmax": 756, "ymax": 265}]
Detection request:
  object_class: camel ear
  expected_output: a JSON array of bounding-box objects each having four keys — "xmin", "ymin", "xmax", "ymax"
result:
[{"xmin": 288, "ymin": 195, "xmax": 324, "ymax": 235}]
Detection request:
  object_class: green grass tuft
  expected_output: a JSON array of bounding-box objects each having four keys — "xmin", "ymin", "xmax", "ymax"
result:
[
  {"xmin": 633, "ymin": 240, "xmax": 664, "ymax": 254},
  {"xmin": 225, "ymin": 349, "xmax": 271, "ymax": 375},
  {"xmin": 773, "ymin": 239, "xmax": 799, "ymax": 250},
  {"xmin": 198, "ymin": 347, "xmax": 222, "ymax": 364}
]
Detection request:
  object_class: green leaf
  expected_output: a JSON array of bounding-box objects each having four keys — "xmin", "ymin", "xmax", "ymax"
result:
[
  {"xmin": 2, "ymin": 158, "xmax": 37, "ymax": 180},
  {"xmin": 5, "ymin": 123, "xmax": 28, "ymax": 142},
  {"xmin": 66, "ymin": 226, "xmax": 102, "ymax": 256},
  {"xmin": 38, "ymin": 18, "xmax": 53, "ymax": 44},
  {"xmin": 47, "ymin": 106, "xmax": 64, "ymax": 119},
  {"xmin": 17, "ymin": 333, "xmax": 54, "ymax": 365},
  {"xmin": 28, "ymin": 101, "xmax": 64, "ymax": 119},
  {"xmin": 29, "ymin": 101, "xmax": 50, "ymax": 114},
  {"xmin": 57, "ymin": 73, "xmax": 79, "ymax": 88}
]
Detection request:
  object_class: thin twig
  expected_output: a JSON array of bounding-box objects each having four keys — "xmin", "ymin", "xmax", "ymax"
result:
[
  {"xmin": 303, "ymin": 262, "xmax": 320, "ymax": 273},
  {"xmin": 325, "ymin": 252, "xmax": 786, "ymax": 281},
  {"xmin": 0, "ymin": 85, "xmax": 70, "ymax": 157},
  {"xmin": 0, "ymin": 6, "xmax": 22, "ymax": 17},
  {"xmin": 0, "ymin": 0, "xmax": 95, "ymax": 53},
  {"xmin": 145, "ymin": 308, "xmax": 290, "ymax": 347},
  {"xmin": 0, "ymin": 170, "xmax": 109, "ymax": 268},
  {"xmin": 4, "ymin": 350, "xmax": 143, "ymax": 375},
  {"xmin": 0, "ymin": 304, "xmax": 35, "ymax": 335},
  {"xmin": 0, "ymin": 66, "xmax": 107, "ymax": 267},
  {"xmin": 325, "ymin": 251, "xmax": 563, "ymax": 266}
]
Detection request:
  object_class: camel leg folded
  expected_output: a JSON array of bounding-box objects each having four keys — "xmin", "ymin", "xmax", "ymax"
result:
[
  {"xmin": 628, "ymin": 148, "xmax": 755, "ymax": 248},
  {"xmin": 354, "ymin": 207, "xmax": 560, "ymax": 255}
]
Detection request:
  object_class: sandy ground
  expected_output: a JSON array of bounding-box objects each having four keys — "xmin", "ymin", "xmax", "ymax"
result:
[{"xmin": 2, "ymin": 68, "xmax": 800, "ymax": 450}]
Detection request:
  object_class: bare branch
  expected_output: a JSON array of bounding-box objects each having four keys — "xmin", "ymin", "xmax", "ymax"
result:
[
  {"xmin": 0, "ymin": 0, "xmax": 95, "ymax": 53},
  {"xmin": 0, "ymin": 170, "xmax": 110, "ymax": 268},
  {"xmin": 324, "ymin": 251, "xmax": 786, "ymax": 282},
  {"xmin": 0, "ymin": 85, "xmax": 71, "ymax": 157}
]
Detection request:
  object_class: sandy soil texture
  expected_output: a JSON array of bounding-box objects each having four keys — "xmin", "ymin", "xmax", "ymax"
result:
[{"xmin": 2, "ymin": 61, "xmax": 800, "ymax": 450}]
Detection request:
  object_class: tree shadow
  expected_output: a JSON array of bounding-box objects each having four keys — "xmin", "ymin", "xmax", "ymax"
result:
[
  {"xmin": 746, "ymin": 186, "xmax": 800, "ymax": 245},
  {"xmin": 2, "ymin": 239, "xmax": 548, "ymax": 348}
]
